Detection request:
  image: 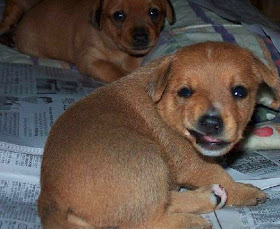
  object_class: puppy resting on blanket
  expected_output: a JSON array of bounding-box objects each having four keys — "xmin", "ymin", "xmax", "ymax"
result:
[
  {"xmin": 0, "ymin": 0, "xmax": 174, "ymax": 82},
  {"xmin": 38, "ymin": 42, "xmax": 280, "ymax": 228}
]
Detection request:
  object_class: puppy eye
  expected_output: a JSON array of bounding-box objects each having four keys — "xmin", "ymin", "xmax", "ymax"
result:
[
  {"xmin": 113, "ymin": 10, "xmax": 126, "ymax": 22},
  {"xmin": 231, "ymin": 86, "xmax": 248, "ymax": 99},
  {"xmin": 177, "ymin": 87, "xmax": 192, "ymax": 98},
  {"xmin": 149, "ymin": 8, "xmax": 160, "ymax": 20}
]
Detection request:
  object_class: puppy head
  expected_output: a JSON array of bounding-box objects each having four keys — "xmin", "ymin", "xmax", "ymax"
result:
[
  {"xmin": 91, "ymin": 0, "xmax": 175, "ymax": 56},
  {"xmin": 148, "ymin": 42, "xmax": 280, "ymax": 157}
]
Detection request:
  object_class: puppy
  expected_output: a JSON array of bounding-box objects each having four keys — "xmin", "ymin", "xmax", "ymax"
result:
[
  {"xmin": 0, "ymin": 0, "xmax": 175, "ymax": 82},
  {"xmin": 38, "ymin": 42, "xmax": 280, "ymax": 229}
]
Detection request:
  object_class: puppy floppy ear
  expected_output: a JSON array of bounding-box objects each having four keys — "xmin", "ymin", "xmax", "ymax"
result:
[
  {"xmin": 253, "ymin": 56, "xmax": 280, "ymax": 109},
  {"xmin": 165, "ymin": 0, "xmax": 175, "ymax": 25},
  {"xmin": 147, "ymin": 56, "xmax": 173, "ymax": 102},
  {"xmin": 91, "ymin": 0, "xmax": 104, "ymax": 30}
]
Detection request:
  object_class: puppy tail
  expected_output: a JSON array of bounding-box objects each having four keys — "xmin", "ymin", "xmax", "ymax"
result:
[{"xmin": 67, "ymin": 210, "xmax": 93, "ymax": 228}]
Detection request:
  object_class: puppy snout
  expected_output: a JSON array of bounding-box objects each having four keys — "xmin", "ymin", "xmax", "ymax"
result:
[
  {"xmin": 198, "ymin": 112, "xmax": 224, "ymax": 136},
  {"xmin": 132, "ymin": 27, "xmax": 149, "ymax": 49}
]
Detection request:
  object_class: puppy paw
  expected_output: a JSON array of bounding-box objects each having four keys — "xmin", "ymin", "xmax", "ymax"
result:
[
  {"xmin": 196, "ymin": 184, "xmax": 227, "ymax": 210},
  {"xmin": 210, "ymin": 184, "xmax": 227, "ymax": 209},
  {"xmin": 227, "ymin": 182, "xmax": 267, "ymax": 206},
  {"xmin": 169, "ymin": 185, "xmax": 227, "ymax": 214}
]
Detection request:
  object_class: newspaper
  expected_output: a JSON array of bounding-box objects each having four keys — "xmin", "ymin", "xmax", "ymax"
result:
[
  {"xmin": 0, "ymin": 63, "xmax": 104, "ymax": 148},
  {"xmin": 203, "ymin": 150, "xmax": 280, "ymax": 229},
  {"xmin": 0, "ymin": 63, "xmax": 280, "ymax": 228}
]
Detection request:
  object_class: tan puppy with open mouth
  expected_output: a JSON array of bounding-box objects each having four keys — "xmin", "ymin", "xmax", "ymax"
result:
[
  {"xmin": 38, "ymin": 42, "xmax": 280, "ymax": 228},
  {"xmin": 0, "ymin": 0, "xmax": 175, "ymax": 82}
]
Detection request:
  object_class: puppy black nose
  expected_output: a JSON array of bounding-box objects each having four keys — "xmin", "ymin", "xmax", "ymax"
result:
[
  {"xmin": 198, "ymin": 112, "xmax": 224, "ymax": 135},
  {"xmin": 132, "ymin": 28, "xmax": 149, "ymax": 48}
]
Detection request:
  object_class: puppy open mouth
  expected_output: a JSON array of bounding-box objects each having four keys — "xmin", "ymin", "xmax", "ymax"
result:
[{"xmin": 188, "ymin": 130, "xmax": 230, "ymax": 151}]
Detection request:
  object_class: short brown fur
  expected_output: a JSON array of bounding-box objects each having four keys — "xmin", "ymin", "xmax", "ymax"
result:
[
  {"xmin": 38, "ymin": 42, "xmax": 280, "ymax": 228},
  {"xmin": 0, "ymin": 0, "xmax": 175, "ymax": 82}
]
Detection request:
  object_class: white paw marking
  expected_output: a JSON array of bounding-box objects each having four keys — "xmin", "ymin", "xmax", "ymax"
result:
[{"xmin": 210, "ymin": 184, "xmax": 227, "ymax": 209}]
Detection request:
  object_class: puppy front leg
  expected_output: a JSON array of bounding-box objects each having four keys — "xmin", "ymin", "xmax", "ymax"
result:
[
  {"xmin": 175, "ymin": 158, "xmax": 267, "ymax": 207},
  {"xmin": 77, "ymin": 58, "xmax": 129, "ymax": 83}
]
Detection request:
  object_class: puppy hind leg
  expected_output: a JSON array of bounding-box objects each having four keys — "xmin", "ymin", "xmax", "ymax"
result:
[
  {"xmin": 65, "ymin": 151, "xmax": 173, "ymax": 228},
  {"xmin": 126, "ymin": 178, "xmax": 215, "ymax": 228},
  {"xmin": 138, "ymin": 185, "xmax": 227, "ymax": 228}
]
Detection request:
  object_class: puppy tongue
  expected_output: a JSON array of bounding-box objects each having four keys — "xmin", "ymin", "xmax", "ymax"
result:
[{"xmin": 203, "ymin": 135, "xmax": 222, "ymax": 143}]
